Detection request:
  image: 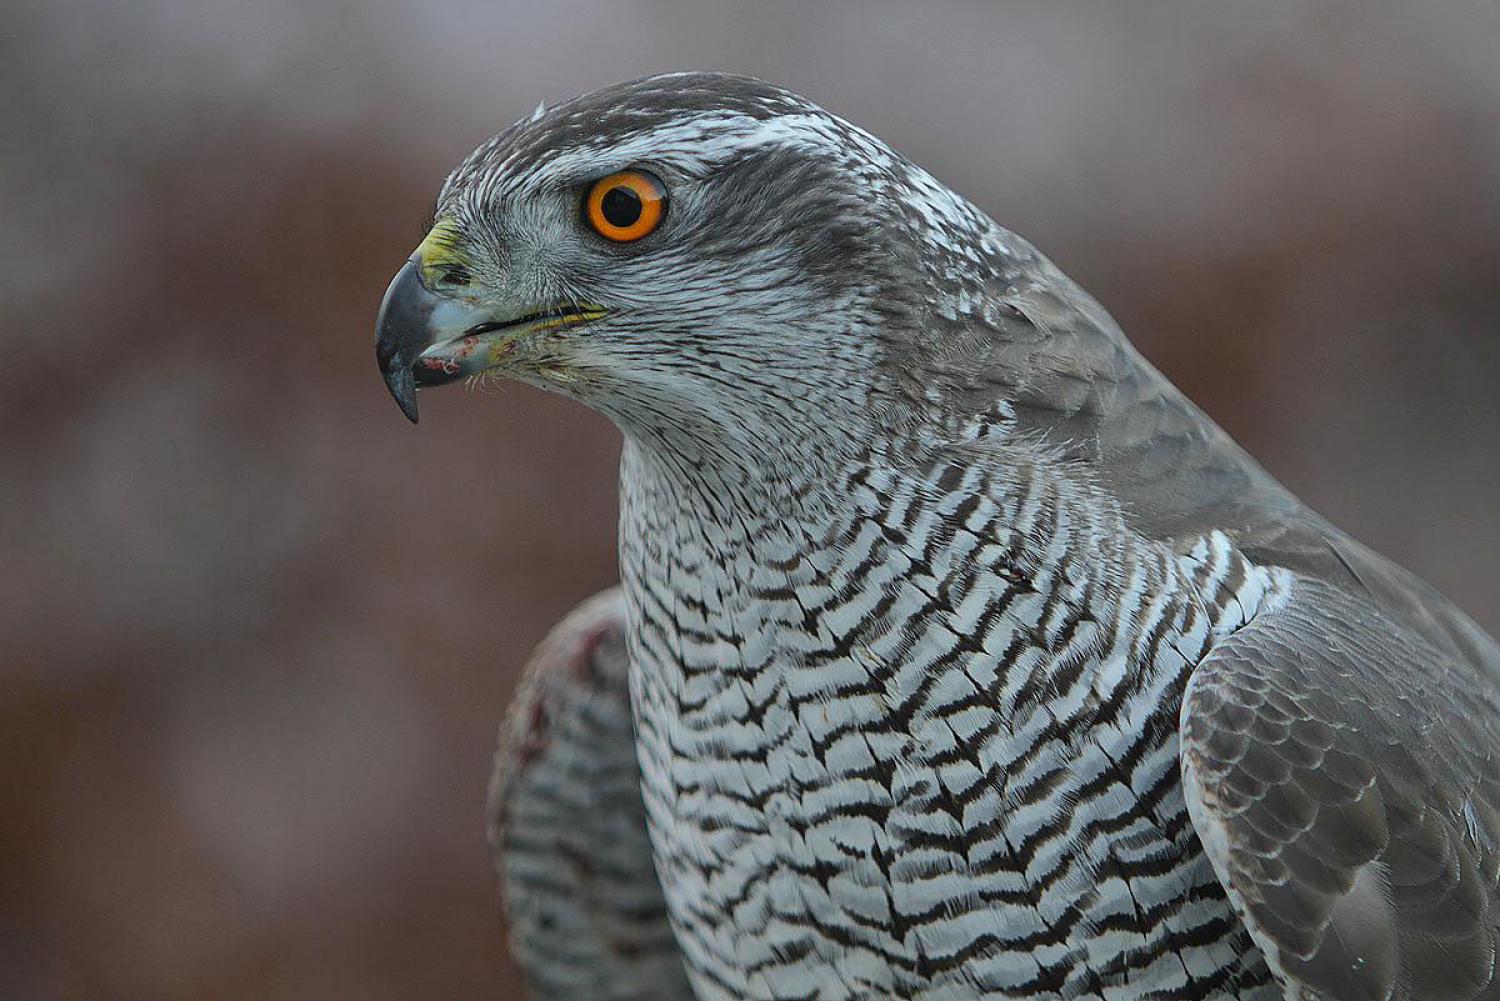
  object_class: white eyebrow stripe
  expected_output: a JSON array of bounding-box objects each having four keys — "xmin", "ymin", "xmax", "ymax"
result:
[
  {"xmin": 485, "ymin": 110, "xmax": 874, "ymax": 196},
  {"xmin": 536, "ymin": 115, "xmax": 778, "ymax": 177}
]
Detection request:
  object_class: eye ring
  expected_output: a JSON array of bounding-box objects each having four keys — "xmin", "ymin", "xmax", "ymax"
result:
[{"xmin": 584, "ymin": 170, "xmax": 667, "ymax": 242}]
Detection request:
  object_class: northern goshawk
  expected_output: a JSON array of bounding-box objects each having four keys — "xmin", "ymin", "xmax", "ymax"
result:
[{"xmin": 376, "ymin": 73, "xmax": 1500, "ymax": 1001}]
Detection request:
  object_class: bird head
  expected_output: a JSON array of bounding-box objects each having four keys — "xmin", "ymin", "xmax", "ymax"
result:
[{"xmin": 376, "ymin": 72, "xmax": 1031, "ymax": 465}]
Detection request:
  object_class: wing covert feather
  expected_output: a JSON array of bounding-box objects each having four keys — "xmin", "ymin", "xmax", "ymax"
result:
[{"xmin": 1182, "ymin": 577, "xmax": 1500, "ymax": 1001}]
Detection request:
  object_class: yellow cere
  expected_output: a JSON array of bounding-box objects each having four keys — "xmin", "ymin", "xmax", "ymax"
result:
[{"xmin": 415, "ymin": 218, "xmax": 466, "ymax": 287}]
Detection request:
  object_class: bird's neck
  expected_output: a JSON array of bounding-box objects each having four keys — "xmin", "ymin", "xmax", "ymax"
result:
[
  {"xmin": 616, "ymin": 425, "xmax": 1159, "ymax": 698},
  {"xmin": 612, "ymin": 393, "xmax": 881, "ymax": 529}
]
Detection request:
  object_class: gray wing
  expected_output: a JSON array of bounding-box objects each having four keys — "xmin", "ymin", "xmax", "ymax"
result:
[
  {"xmin": 1180, "ymin": 575, "xmax": 1500, "ymax": 1001},
  {"xmin": 943, "ymin": 240, "xmax": 1500, "ymax": 672},
  {"xmin": 487, "ymin": 587, "xmax": 695, "ymax": 1001}
]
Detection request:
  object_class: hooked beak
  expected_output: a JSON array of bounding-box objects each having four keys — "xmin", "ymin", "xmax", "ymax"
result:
[
  {"xmin": 375, "ymin": 260, "xmax": 433, "ymax": 423},
  {"xmin": 374, "ymin": 257, "xmax": 607, "ymax": 424}
]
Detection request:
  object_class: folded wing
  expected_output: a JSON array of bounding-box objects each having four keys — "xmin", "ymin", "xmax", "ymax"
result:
[
  {"xmin": 488, "ymin": 588, "xmax": 694, "ymax": 1001},
  {"xmin": 1181, "ymin": 576, "xmax": 1500, "ymax": 1001}
]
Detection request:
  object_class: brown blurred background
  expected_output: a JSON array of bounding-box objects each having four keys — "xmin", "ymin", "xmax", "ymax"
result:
[{"xmin": 2, "ymin": 1, "xmax": 1497, "ymax": 998}]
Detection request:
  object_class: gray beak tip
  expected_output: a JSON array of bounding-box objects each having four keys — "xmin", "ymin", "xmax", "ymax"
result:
[
  {"xmin": 388, "ymin": 365, "xmax": 420, "ymax": 424},
  {"xmin": 377, "ymin": 346, "xmax": 421, "ymax": 424}
]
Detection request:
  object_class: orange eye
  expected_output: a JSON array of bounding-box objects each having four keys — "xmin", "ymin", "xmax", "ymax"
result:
[{"xmin": 584, "ymin": 170, "xmax": 666, "ymax": 242}]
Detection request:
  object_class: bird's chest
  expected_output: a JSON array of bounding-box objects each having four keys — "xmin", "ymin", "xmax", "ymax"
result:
[{"xmin": 617, "ymin": 453, "xmax": 1273, "ymax": 1000}]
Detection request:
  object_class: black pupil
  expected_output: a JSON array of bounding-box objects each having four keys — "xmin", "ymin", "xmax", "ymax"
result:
[{"xmin": 600, "ymin": 185, "xmax": 643, "ymax": 228}]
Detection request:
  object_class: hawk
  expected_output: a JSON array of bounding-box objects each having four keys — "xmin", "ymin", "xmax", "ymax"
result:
[{"xmin": 376, "ymin": 73, "xmax": 1500, "ymax": 1001}]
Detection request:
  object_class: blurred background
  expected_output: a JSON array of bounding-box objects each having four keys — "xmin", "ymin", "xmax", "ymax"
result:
[{"xmin": 3, "ymin": 1, "xmax": 1498, "ymax": 998}]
